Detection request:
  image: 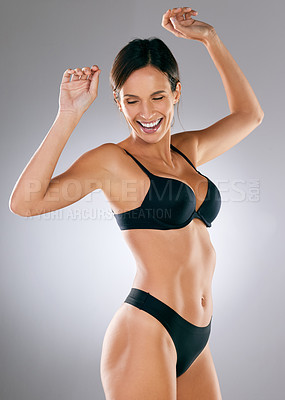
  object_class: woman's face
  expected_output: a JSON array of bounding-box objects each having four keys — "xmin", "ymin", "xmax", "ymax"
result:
[{"xmin": 115, "ymin": 65, "xmax": 181, "ymax": 143}]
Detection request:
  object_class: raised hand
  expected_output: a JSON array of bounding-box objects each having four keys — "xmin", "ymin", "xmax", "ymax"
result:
[
  {"xmin": 161, "ymin": 7, "xmax": 215, "ymax": 43},
  {"xmin": 58, "ymin": 65, "xmax": 101, "ymax": 115}
]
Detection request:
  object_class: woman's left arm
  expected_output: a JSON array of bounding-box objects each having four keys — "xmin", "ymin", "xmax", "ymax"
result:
[{"xmin": 162, "ymin": 7, "xmax": 264, "ymax": 166}]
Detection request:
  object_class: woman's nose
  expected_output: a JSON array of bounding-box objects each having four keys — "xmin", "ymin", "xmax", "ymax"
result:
[{"xmin": 139, "ymin": 101, "xmax": 156, "ymax": 120}]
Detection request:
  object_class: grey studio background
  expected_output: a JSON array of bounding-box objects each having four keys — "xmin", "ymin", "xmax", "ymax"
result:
[{"xmin": 1, "ymin": 0, "xmax": 284, "ymax": 399}]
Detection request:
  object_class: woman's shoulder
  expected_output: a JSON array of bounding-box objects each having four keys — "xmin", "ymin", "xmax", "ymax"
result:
[
  {"xmin": 88, "ymin": 142, "xmax": 127, "ymax": 159},
  {"xmin": 86, "ymin": 142, "xmax": 130, "ymax": 175}
]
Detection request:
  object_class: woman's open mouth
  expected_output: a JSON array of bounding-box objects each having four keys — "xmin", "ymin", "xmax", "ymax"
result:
[{"xmin": 137, "ymin": 118, "xmax": 163, "ymax": 134}]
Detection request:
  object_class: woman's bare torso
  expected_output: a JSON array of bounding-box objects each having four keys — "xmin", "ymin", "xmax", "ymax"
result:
[{"xmin": 103, "ymin": 135, "xmax": 215, "ymax": 327}]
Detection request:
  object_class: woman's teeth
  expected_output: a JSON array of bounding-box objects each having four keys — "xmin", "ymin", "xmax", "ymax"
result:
[{"xmin": 138, "ymin": 118, "xmax": 162, "ymax": 128}]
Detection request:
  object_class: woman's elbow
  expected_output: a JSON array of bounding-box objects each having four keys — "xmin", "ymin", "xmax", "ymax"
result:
[
  {"xmin": 257, "ymin": 110, "xmax": 265, "ymax": 124},
  {"xmin": 248, "ymin": 109, "xmax": 264, "ymax": 125},
  {"xmin": 9, "ymin": 198, "xmax": 31, "ymax": 217}
]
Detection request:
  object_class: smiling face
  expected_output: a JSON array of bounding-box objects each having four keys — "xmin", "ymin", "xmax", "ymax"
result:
[{"xmin": 115, "ymin": 65, "xmax": 181, "ymax": 143}]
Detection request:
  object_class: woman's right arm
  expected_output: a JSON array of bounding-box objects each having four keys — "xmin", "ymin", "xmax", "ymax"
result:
[{"xmin": 9, "ymin": 65, "xmax": 113, "ymax": 217}]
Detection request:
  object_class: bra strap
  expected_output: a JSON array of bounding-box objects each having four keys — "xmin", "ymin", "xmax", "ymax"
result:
[
  {"xmin": 123, "ymin": 149, "xmax": 153, "ymax": 177},
  {"xmin": 170, "ymin": 143, "xmax": 197, "ymax": 171}
]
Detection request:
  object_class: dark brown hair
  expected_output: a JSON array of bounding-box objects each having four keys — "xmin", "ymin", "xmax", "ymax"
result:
[{"xmin": 110, "ymin": 37, "xmax": 180, "ymax": 101}]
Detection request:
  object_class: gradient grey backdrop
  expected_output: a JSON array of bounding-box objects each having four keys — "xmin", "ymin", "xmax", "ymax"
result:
[{"xmin": 1, "ymin": 0, "xmax": 284, "ymax": 399}]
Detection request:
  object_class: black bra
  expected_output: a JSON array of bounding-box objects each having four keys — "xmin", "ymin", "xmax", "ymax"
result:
[{"xmin": 112, "ymin": 143, "xmax": 221, "ymax": 230}]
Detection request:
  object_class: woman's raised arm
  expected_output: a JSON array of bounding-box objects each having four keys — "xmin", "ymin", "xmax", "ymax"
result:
[
  {"xmin": 9, "ymin": 65, "xmax": 113, "ymax": 217},
  {"xmin": 162, "ymin": 7, "xmax": 264, "ymax": 166}
]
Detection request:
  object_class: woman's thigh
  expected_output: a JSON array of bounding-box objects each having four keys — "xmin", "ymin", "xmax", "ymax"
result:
[
  {"xmin": 177, "ymin": 343, "xmax": 222, "ymax": 400},
  {"xmin": 100, "ymin": 303, "xmax": 177, "ymax": 400}
]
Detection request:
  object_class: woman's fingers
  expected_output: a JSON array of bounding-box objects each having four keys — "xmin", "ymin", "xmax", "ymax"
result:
[
  {"xmin": 162, "ymin": 7, "xmax": 198, "ymax": 31},
  {"xmin": 71, "ymin": 68, "xmax": 82, "ymax": 81},
  {"xmin": 171, "ymin": 7, "xmax": 197, "ymax": 16},
  {"xmin": 61, "ymin": 65, "xmax": 101, "ymax": 86},
  {"xmin": 61, "ymin": 69, "xmax": 74, "ymax": 84},
  {"xmin": 89, "ymin": 68, "xmax": 101, "ymax": 98},
  {"xmin": 91, "ymin": 65, "xmax": 99, "ymax": 72},
  {"xmin": 81, "ymin": 67, "xmax": 91, "ymax": 80},
  {"xmin": 62, "ymin": 65, "xmax": 99, "ymax": 81},
  {"xmin": 178, "ymin": 8, "xmax": 198, "ymax": 22},
  {"xmin": 161, "ymin": 9, "xmax": 178, "ymax": 34},
  {"xmin": 162, "ymin": 10, "xmax": 183, "ymax": 37}
]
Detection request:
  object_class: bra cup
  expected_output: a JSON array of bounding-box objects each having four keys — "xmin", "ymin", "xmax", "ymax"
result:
[
  {"xmin": 144, "ymin": 177, "xmax": 196, "ymax": 226},
  {"xmin": 197, "ymin": 180, "xmax": 221, "ymax": 223}
]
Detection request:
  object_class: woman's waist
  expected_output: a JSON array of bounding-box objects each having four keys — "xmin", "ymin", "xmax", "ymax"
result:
[{"xmin": 132, "ymin": 270, "xmax": 213, "ymax": 327}]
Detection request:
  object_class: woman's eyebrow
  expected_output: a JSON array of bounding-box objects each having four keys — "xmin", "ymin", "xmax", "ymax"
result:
[{"xmin": 123, "ymin": 90, "xmax": 167, "ymax": 98}]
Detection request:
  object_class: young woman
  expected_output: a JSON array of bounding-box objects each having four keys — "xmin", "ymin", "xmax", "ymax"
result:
[{"xmin": 9, "ymin": 6, "xmax": 264, "ymax": 400}]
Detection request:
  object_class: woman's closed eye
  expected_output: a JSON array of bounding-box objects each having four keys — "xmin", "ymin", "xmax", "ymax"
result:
[{"xmin": 126, "ymin": 96, "xmax": 164, "ymax": 104}]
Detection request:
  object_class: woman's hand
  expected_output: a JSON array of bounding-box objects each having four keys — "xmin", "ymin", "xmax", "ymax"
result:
[
  {"xmin": 58, "ymin": 65, "xmax": 101, "ymax": 116},
  {"xmin": 161, "ymin": 7, "xmax": 215, "ymax": 43}
]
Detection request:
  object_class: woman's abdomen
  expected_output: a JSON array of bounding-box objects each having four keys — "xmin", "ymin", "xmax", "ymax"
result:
[{"xmin": 127, "ymin": 222, "xmax": 216, "ymax": 327}]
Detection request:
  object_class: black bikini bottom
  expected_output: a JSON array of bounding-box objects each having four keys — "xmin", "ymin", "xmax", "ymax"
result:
[{"xmin": 124, "ymin": 287, "xmax": 212, "ymax": 378}]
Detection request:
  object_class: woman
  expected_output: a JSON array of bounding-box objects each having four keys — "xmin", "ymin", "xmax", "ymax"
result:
[{"xmin": 9, "ymin": 6, "xmax": 264, "ymax": 400}]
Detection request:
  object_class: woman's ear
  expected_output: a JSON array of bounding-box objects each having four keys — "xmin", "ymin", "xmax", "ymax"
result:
[
  {"xmin": 173, "ymin": 82, "xmax": 181, "ymax": 104},
  {"xmin": 113, "ymin": 91, "xmax": 122, "ymax": 111}
]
